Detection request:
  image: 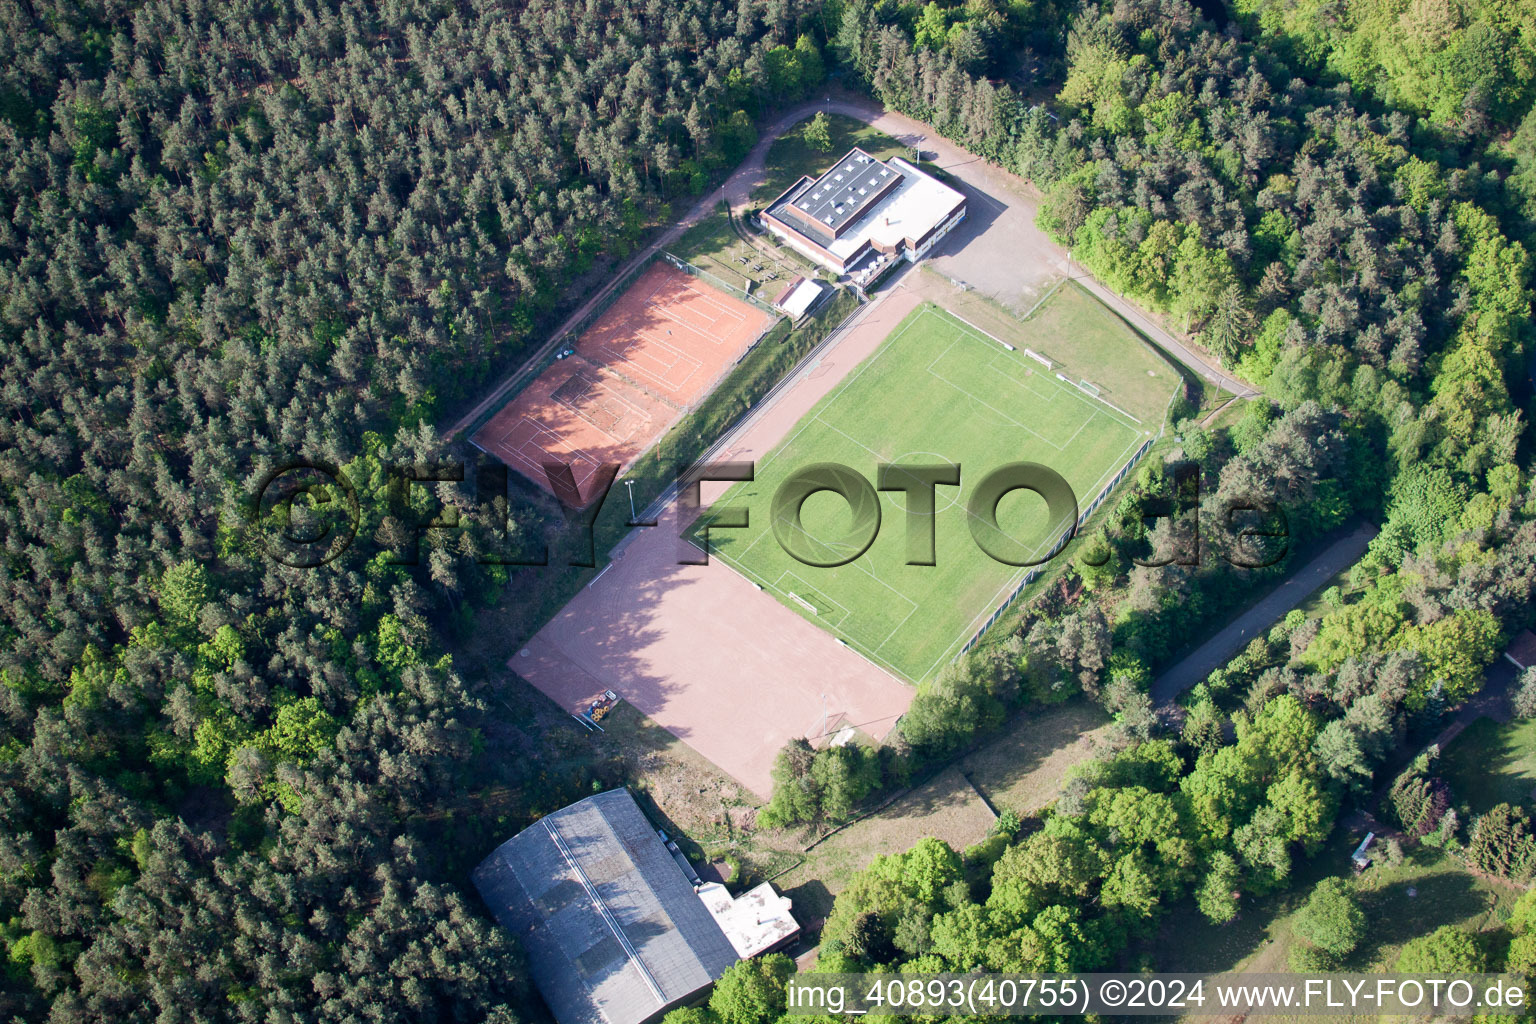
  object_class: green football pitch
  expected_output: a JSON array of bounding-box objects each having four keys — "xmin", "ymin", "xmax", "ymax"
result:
[{"xmin": 703, "ymin": 301, "xmax": 1160, "ymax": 683}]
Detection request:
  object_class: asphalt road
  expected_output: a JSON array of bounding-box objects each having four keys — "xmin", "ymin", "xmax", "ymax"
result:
[{"xmin": 1150, "ymin": 521, "xmax": 1379, "ymax": 705}]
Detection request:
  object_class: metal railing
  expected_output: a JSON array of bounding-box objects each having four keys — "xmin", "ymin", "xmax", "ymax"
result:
[
  {"xmin": 623, "ymin": 292, "xmax": 870, "ymax": 534},
  {"xmin": 958, "ymin": 436, "xmax": 1154, "ymax": 657}
]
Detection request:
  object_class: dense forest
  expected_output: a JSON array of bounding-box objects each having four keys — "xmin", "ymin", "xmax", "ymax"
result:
[
  {"xmin": 1231, "ymin": 0, "xmax": 1536, "ymax": 133},
  {"xmin": 0, "ymin": 0, "xmax": 828, "ymax": 1019},
  {"xmin": 748, "ymin": 0, "xmax": 1536, "ymax": 991}
]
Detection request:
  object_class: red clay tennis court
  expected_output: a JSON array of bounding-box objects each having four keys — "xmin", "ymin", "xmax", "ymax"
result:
[
  {"xmin": 473, "ymin": 360, "xmax": 675, "ymax": 506},
  {"xmin": 473, "ymin": 260, "xmax": 776, "ymax": 506}
]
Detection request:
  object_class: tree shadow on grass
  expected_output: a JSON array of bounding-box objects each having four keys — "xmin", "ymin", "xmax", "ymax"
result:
[
  {"xmin": 780, "ymin": 877, "xmax": 834, "ymax": 932},
  {"xmin": 1439, "ymin": 700, "xmax": 1533, "ymax": 815},
  {"xmin": 893, "ymin": 766, "xmax": 995, "ymax": 820},
  {"xmin": 1136, "ymin": 829, "xmax": 1347, "ymax": 974},
  {"xmin": 1351, "ymin": 868, "xmax": 1486, "ymax": 968},
  {"xmin": 1146, "ymin": 901, "xmax": 1274, "ymax": 974},
  {"xmin": 959, "ymin": 700, "xmax": 1111, "ymax": 814}
]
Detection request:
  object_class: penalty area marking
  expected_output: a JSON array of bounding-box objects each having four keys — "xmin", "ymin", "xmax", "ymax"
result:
[
  {"xmin": 1055, "ymin": 372, "xmax": 1140, "ymax": 424},
  {"xmin": 943, "ymin": 308, "xmax": 1015, "ymax": 351}
]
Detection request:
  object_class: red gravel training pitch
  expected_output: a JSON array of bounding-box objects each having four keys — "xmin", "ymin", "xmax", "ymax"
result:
[
  {"xmin": 473, "ymin": 261, "xmax": 776, "ymax": 506},
  {"xmin": 510, "ymin": 284, "xmax": 927, "ymax": 799},
  {"xmin": 513, "ymin": 504, "xmax": 913, "ymax": 799}
]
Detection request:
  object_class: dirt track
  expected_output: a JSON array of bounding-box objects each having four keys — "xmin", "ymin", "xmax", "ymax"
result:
[{"xmin": 447, "ymin": 90, "xmax": 1252, "ymax": 440}]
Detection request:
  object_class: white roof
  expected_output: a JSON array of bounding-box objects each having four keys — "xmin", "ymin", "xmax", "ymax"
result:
[
  {"xmin": 780, "ymin": 279, "xmax": 824, "ymax": 318},
  {"xmin": 824, "ymin": 158, "xmax": 964, "ymax": 264},
  {"xmin": 695, "ymin": 882, "xmax": 799, "ymax": 958}
]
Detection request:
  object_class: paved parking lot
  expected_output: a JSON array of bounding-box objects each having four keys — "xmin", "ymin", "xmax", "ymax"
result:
[{"xmin": 921, "ymin": 167, "xmax": 1066, "ymax": 313}]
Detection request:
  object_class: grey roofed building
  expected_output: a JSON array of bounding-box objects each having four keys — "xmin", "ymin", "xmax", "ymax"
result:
[
  {"xmin": 473, "ymin": 788, "xmax": 740, "ymax": 1024},
  {"xmin": 760, "ymin": 148, "xmax": 966, "ymax": 277},
  {"xmin": 775, "ymin": 148, "xmax": 903, "ymax": 242}
]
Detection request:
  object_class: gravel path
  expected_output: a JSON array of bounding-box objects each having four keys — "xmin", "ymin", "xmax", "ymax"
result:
[
  {"xmin": 447, "ymin": 90, "xmax": 1254, "ymax": 439},
  {"xmin": 1150, "ymin": 522, "xmax": 1378, "ymax": 705}
]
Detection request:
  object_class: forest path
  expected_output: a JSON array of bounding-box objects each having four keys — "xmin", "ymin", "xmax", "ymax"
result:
[{"xmin": 1149, "ymin": 522, "xmax": 1379, "ymax": 706}]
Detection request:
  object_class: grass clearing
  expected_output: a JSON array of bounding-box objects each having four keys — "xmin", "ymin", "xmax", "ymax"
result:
[
  {"xmin": 1020, "ymin": 284, "xmax": 1182, "ymax": 424},
  {"xmin": 705, "ymin": 298, "xmax": 1169, "ymax": 682},
  {"xmin": 916, "ymin": 271, "xmax": 1183, "ymax": 426},
  {"xmin": 1150, "ymin": 837, "xmax": 1519, "ymax": 1024},
  {"xmin": 1441, "ymin": 715, "xmax": 1536, "ymax": 814},
  {"xmin": 1206, "ymin": 395, "xmax": 1251, "ymax": 432},
  {"xmin": 962, "ymin": 700, "xmax": 1114, "ymax": 816},
  {"xmin": 744, "ymin": 700, "xmax": 1110, "ymax": 930},
  {"xmin": 671, "ymin": 206, "xmax": 752, "ymax": 289},
  {"xmin": 670, "ymin": 202, "xmax": 818, "ymax": 298},
  {"xmin": 1295, "ymin": 564, "xmax": 1358, "ymax": 619},
  {"xmin": 773, "ymin": 766, "xmax": 997, "ymax": 925}
]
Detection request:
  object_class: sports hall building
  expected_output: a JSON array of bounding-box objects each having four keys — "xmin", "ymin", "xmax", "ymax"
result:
[
  {"xmin": 760, "ymin": 147, "xmax": 966, "ymax": 277},
  {"xmin": 473, "ymin": 788, "xmax": 798, "ymax": 1024}
]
